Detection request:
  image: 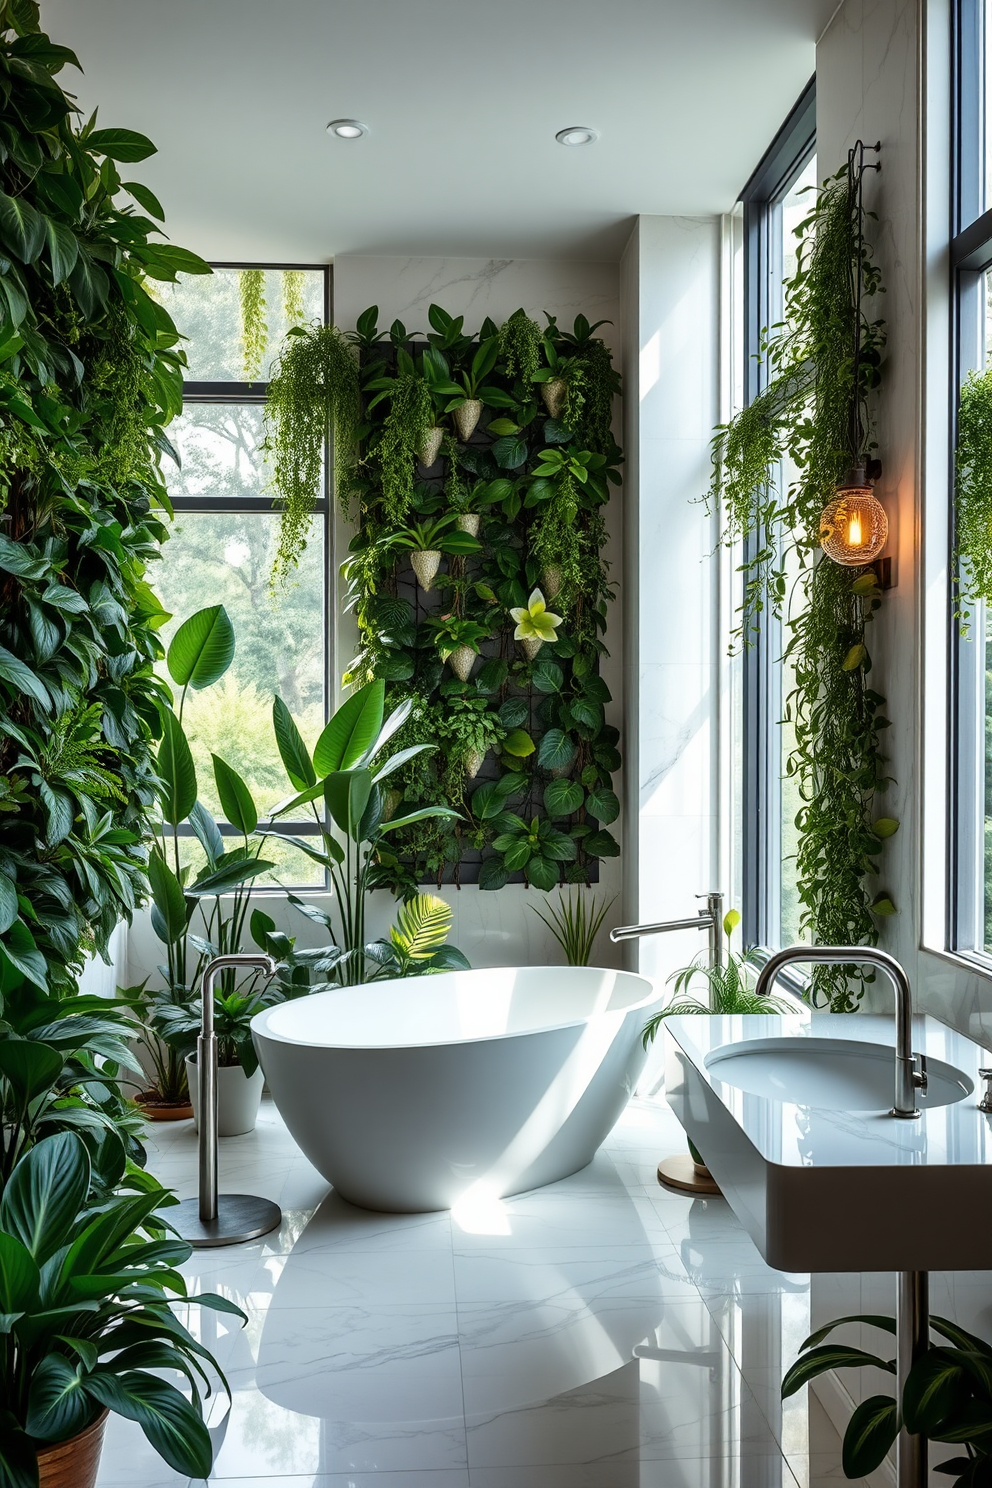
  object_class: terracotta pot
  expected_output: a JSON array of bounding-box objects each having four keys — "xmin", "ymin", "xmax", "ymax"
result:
[
  {"xmin": 463, "ymin": 746, "xmax": 487, "ymax": 780},
  {"xmin": 456, "ymin": 512, "xmax": 481, "ymax": 537},
  {"xmin": 133, "ymin": 1089, "xmax": 193, "ymax": 1122},
  {"xmin": 519, "ymin": 636, "xmax": 543, "ymax": 661},
  {"xmin": 410, "ymin": 548, "xmax": 441, "ymax": 592},
  {"xmin": 453, "ymin": 399, "xmax": 482, "ymax": 442},
  {"xmin": 186, "ymin": 1054, "xmax": 264, "ymax": 1137},
  {"xmin": 448, "ymin": 644, "xmax": 476, "ymax": 682},
  {"xmin": 541, "ymin": 377, "xmax": 567, "ymax": 420},
  {"xmin": 418, "ymin": 426, "xmax": 444, "ymax": 467},
  {"xmin": 36, "ymin": 1409, "xmax": 108, "ymax": 1488},
  {"xmin": 541, "ymin": 565, "xmax": 562, "ymax": 601}
]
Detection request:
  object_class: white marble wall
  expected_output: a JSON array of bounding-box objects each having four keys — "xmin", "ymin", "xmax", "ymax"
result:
[{"xmin": 619, "ymin": 218, "xmax": 723, "ymax": 987}]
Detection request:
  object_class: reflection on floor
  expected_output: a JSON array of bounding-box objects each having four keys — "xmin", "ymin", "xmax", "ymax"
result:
[{"xmin": 97, "ymin": 1096, "xmax": 867, "ymax": 1488}]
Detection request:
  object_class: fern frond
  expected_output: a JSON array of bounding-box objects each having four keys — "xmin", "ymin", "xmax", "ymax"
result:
[{"xmin": 390, "ymin": 893, "xmax": 452, "ymax": 960}]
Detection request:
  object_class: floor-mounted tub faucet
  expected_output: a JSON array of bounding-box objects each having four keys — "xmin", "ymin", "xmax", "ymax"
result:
[
  {"xmin": 754, "ymin": 945, "xmax": 926, "ymax": 1119},
  {"xmin": 610, "ymin": 891, "xmax": 724, "ymax": 971}
]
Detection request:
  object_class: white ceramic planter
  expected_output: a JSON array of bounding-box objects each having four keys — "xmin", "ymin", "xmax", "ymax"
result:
[{"xmin": 185, "ymin": 1054, "xmax": 264, "ymax": 1137}]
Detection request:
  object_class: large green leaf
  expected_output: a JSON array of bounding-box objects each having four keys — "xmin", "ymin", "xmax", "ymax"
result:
[
  {"xmin": 166, "ymin": 606, "xmax": 235, "ymax": 690},
  {"xmin": 42, "ymin": 218, "xmax": 78, "ymax": 285},
  {"xmin": 585, "ymin": 788, "xmax": 620, "ymax": 824},
  {"xmin": 841, "ymin": 1396, "xmax": 899, "ymax": 1478},
  {"xmin": 323, "ymin": 769, "xmax": 373, "ymax": 840},
  {"xmin": 902, "ymin": 1348, "xmax": 973, "ymax": 1435},
  {"xmin": 390, "ymin": 894, "xmax": 452, "ymax": 960},
  {"xmin": 0, "ymin": 1132, "xmax": 89, "ymax": 1264},
  {"xmin": 781, "ymin": 1344, "xmax": 895, "ymax": 1399},
  {"xmin": 537, "ymin": 729, "xmax": 576, "ymax": 772},
  {"xmin": 378, "ymin": 806, "xmax": 461, "ymax": 833},
  {"xmin": 0, "ymin": 876, "xmax": 18, "ymax": 936},
  {"xmin": 478, "ymin": 856, "xmax": 510, "ymax": 891},
  {"xmin": 0, "ymin": 1422, "xmax": 37, "ymax": 1488},
  {"xmin": 0, "ymin": 1040, "xmax": 63, "ymax": 1105},
  {"xmin": 157, "ymin": 710, "xmax": 196, "ymax": 825},
  {"xmin": 83, "ymin": 1372, "xmax": 212, "ymax": 1478},
  {"xmin": 0, "ymin": 1232, "xmax": 39, "ymax": 1314},
  {"xmin": 313, "ymin": 680, "xmax": 385, "ymax": 775},
  {"xmin": 212, "ymin": 755, "xmax": 258, "ymax": 834},
  {"xmin": 86, "ymin": 127, "xmax": 157, "ymax": 162},
  {"xmin": 147, "ymin": 851, "xmax": 187, "ymax": 944},
  {"xmin": 526, "ymin": 855, "xmax": 559, "ymax": 891},
  {"xmin": 187, "ymin": 855, "xmax": 274, "ymax": 896},
  {"xmin": 544, "ymin": 779, "xmax": 583, "ymax": 817},
  {"xmin": 0, "ymin": 189, "xmax": 45, "ymax": 261},
  {"xmin": 272, "ymin": 697, "xmax": 316, "ymax": 790},
  {"xmin": 25, "ymin": 1354, "xmax": 92, "ymax": 1443},
  {"xmin": 0, "ymin": 922, "xmax": 47, "ymax": 990},
  {"xmin": 0, "ymin": 644, "xmax": 51, "ymax": 707}
]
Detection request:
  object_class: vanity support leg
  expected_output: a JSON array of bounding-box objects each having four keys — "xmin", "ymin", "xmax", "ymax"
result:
[{"xmin": 897, "ymin": 1270, "xmax": 928, "ymax": 1488}]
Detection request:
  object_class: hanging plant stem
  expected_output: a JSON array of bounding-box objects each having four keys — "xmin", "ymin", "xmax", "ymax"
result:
[
  {"xmin": 498, "ymin": 308, "xmax": 543, "ymax": 384},
  {"xmin": 377, "ymin": 374, "xmax": 434, "ymax": 525},
  {"xmin": 239, "ymin": 268, "xmax": 267, "ymax": 381},
  {"xmin": 265, "ymin": 323, "xmax": 361, "ymax": 580},
  {"xmin": 282, "ymin": 268, "xmax": 306, "ymax": 329}
]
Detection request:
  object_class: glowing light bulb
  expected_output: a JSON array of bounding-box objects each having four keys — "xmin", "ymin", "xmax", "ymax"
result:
[
  {"xmin": 848, "ymin": 511, "xmax": 862, "ymax": 547},
  {"xmin": 819, "ymin": 483, "xmax": 887, "ymax": 566}
]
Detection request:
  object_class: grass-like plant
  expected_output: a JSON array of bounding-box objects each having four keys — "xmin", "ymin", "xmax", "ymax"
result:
[
  {"xmin": 532, "ymin": 887, "xmax": 616, "ymax": 965},
  {"xmin": 955, "ymin": 365, "xmax": 992, "ymax": 622}
]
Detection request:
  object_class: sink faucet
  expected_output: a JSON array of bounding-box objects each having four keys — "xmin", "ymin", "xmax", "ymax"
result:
[
  {"xmin": 610, "ymin": 891, "xmax": 724, "ymax": 971},
  {"xmin": 754, "ymin": 945, "xmax": 925, "ymax": 1119}
]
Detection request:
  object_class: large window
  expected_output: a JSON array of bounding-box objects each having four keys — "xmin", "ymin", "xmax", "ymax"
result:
[
  {"xmin": 739, "ymin": 82, "xmax": 816, "ymax": 949},
  {"xmin": 951, "ymin": 2, "xmax": 992, "ymax": 955},
  {"xmin": 155, "ymin": 266, "xmax": 330, "ymax": 888}
]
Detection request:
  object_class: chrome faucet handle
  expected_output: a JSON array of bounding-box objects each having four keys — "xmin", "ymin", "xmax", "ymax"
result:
[
  {"xmin": 912, "ymin": 1053, "xmax": 927, "ymax": 1095},
  {"xmin": 979, "ymin": 1068, "xmax": 992, "ymax": 1113}
]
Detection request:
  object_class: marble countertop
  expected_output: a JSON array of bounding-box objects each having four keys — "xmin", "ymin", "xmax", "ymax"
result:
[{"xmin": 664, "ymin": 1012, "xmax": 992, "ymax": 1170}]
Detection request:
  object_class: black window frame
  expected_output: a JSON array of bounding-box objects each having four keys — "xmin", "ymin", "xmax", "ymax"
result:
[
  {"xmin": 169, "ymin": 261, "xmax": 333, "ymax": 886},
  {"xmin": 738, "ymin": 79, "xmax": 816, "ymax": 949}
]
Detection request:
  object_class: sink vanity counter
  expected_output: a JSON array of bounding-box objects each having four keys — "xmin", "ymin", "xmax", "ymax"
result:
[{"xmin": 664, "ymin": 1011, "xmax": 992, "ymax": 1272}]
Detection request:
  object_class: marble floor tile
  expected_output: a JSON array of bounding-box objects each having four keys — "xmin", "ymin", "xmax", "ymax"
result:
[
  {"xmin": 253, "ymin": 1244, "xmax": 457, "ymax": 1308},
  {"xmin": 452, "ymin": 1240, "xmax": 694, "ymax": 1305}
]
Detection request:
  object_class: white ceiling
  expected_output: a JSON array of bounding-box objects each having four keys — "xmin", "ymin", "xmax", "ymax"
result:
[{"xmin": 41, "ymin": 0, "xmax": 834, "ymax": 263}]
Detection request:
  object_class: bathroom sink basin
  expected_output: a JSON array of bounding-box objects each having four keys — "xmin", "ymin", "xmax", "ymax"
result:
[
  {"xmin": 663, "ymin": 1012, "xmax": 992, "ymax": 1273},
  {"xmin": 704, "ymin": 1036, "xmax": 972, "ymax": 1111}
]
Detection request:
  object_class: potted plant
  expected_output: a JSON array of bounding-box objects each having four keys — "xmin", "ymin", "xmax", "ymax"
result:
[
  {"xmin": 533, "ymin": 336, "xmax": 586, "ymax": 426},
  {"xmin": 437, "ymin": 695, "xmax": 507, "ymax": 779},
  {"xmin": 509, "ymin": 587, "xmax": 563, "ymax": 661},
  {"xmin": 0, "ymin": 1131, "xmax": 244, "ymax": 1488},
  {"xmin": 365, "ymin": 893, "xmax": 470, "ymax": 978},
  {"xmin": 426, "ymin": 613, "xmax": 492, "ymax": 683},
  {"xmin": 155, "ymin": 977, "xmax": 282, "ymax": 1137},
  {"xmin": 532, "ymin": 888, "xmax": 616, "ymax": 965},
  {"xmin": 385, "ymin": 514, "xmax": 481, "ymax": 592},
  {"xmin": 642, "ymin": 912, "xmax": 794, "ymax": 1191},
  {"xmin": 444, "ymin": 336, "xmax": 501, "ymax": 442}
]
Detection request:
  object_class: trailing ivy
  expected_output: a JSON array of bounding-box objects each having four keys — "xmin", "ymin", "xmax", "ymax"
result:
[
  {"xmin": 338, "ymin": 304, "xmax": 623, "ymax": 890},
  {"xmin": 955, "ymin": 366, "xmax": 992, "ymax": 619},
  {"xmin": 265, "ymin": 322, "xmax": 361, "ymax": 578},
  {"xmin": 0, "ymin": 0, "xmax": 208, "ymax": 994},
  {"xmin": 239, "ymin": 267, "xmax": 266, "ymax": 381},
  {"xmin": 707, "ymin": 156, "xmax": 896, "ymax": 1008}
]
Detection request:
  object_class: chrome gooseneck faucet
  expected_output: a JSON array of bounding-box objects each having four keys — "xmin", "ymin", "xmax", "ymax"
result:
[
  {"xmin": 753, "ymin": 944, "xmax": 925, "ymax": 1119},
  {"xmin": 610, "ymin": 891, "xmax": 724, "ymax": 972},
  {"xmin": 166, "ymin": 953, "xmax": 283, "ymax": 1249}
]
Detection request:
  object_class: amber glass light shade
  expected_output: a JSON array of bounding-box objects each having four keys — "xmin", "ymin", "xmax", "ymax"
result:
[{"xmin": 819, "ymin": 486, "xmax": 888, "ymax": 566}]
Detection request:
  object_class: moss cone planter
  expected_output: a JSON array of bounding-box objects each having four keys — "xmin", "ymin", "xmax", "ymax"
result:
[
  {"xmin": 410, "ymin": 549, "xmax": 442, "ymax": 592},
  {"xmin": 418, "ymin": 426, "xmax": 444, "ymax": 467},
  {"xmin": 519, "ymin": 636, "xmax": 544, "ymax": 661},
  {"xmin": 186, "ymin": 1054, "xmax": 264, "ymax": 1137},
  {"xmin": 36, "ymin": 1409, "xmax": 108, "ymax": 1488},
  {"xmin": 453, "ymin": 399, "xmax": 482, "ymax": 442},
  {"xmin": 448, "ymin": 644, "xmax": 476, "ymax": 682},
  {"xmin": 541, "ymin": 377, "xmax": 567, "ymax": 420},
  {"xmin": 541, "ymin": 565, "xmax": 562, "ymax": 601},
  {"xmin": 382, "ymin": 787, "xmax": 402, "ymax": 821},
  {"xmin": 456, "ymin": 512, "xmax": 481, "ymax": 537},
  {"xmin": 463, "ymin": 746, "xmax": 487, "ymax": 779}
]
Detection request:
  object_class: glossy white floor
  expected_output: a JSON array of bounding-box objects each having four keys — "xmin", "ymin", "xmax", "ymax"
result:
[{"xmin": 96, "ymin": 1094, "xmax": 864, "ymax": 1488}]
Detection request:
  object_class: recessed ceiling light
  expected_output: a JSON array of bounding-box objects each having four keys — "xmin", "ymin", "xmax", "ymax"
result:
[
  {"xmin": 327, "ymin": 119, "xmax": 367, "ymax": 140},
  {"xmin": 556, "ymin": 125, "xmax": 598, "ymax": 147}
]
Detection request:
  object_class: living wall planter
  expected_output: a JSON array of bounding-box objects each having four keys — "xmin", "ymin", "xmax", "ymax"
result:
[{"xmin": 186, "ymin": 1055, "xmax": 265, "ymax": 1136}]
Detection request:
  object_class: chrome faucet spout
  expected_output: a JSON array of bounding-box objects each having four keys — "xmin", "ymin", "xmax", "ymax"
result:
[
  {"xmin": 753, "ymin": 944, "xmax": 922, "ymax": 1119},
  {"xmin": 610, "ymin": 892, "xmax": 724, "ymax": 969}
]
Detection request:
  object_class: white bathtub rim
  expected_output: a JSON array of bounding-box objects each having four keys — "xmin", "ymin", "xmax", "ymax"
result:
[{"xmin": 251, "ymin": 964, "xmax": 663, "ymax": 1052}]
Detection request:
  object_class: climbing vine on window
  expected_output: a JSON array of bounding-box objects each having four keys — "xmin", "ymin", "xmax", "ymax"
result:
[{"xmin": 333, "ymin": 304, "xmax": 623, "ymax": 891}]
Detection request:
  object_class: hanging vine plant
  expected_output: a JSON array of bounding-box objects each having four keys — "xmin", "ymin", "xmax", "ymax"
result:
[
  {"xmin": 709, "ymin": 145, "xmax": 897, "ymax": 1008},
  {"xmin": 239, "ymin": 267, "xmax": 266, "ymax": 381},
  {"xmin": 335, "ymin": 303, "xmax": 623, "ymax": 891},
  {"xmin": 955, "ymin": 366, "xmax": 992, "ymax": 619},
  {"xmin": 264, "ymin": 323, "xmax": 361, "ymax": 580}
]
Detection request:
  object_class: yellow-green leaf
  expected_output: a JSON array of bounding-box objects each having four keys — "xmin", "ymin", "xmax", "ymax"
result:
[{"xmin": 841, "ymin": 643, "xmax": 867, "ymax": 671}]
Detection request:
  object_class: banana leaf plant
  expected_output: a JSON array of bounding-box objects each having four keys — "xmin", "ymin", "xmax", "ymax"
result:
[
  {"xmin": 139, "ymin": 607, "xmax": 274, "ymax": 1098},
  {"xmin": 264, "ymin": 680, "xmax": 460, "ymax": 984},
  {"xmin": 0, "ymin": 1131, "xmax": 244, "ymax": 1487},
  {"xmin": 783, "ymin": 1311, "xmax": 992, "ymax": 1484}
]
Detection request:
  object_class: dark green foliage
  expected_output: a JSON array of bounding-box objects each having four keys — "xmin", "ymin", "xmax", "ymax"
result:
[
  {"xmin": 0, "ymin": 0, "xmax": 208, "ymax": 998},
  {"xmin": 956, "ymin": 367, "xmax": 992, "ymax": 619},
  {"xmin": 784, "ymin": 1312, "xmax": 992, "ymax": 1484},
  {"xmin": 784, "ymin": 563, "xmax": 897, "ymax": 1007},
  {"xmin": 339, "ymin": 306, "xmax": 622, "ymax": 890}
]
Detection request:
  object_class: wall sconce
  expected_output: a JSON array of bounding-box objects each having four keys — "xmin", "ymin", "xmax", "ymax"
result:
[{"xmin": 819, "ymin": 466, "xmax": 888, "ymax": 567}]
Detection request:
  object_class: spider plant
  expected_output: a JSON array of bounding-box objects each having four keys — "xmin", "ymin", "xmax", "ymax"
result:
[{"xmin": 532, "ymin": 888, "xmax": 616, "ymax": 966}]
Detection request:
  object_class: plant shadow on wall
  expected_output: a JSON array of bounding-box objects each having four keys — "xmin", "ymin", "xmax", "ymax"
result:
[
  {"xmin": 264, "ymin": 303, "xmax": 624, "ymax": 893},
  {"xmin": 709, "ymin": 143, "xmax": 898, "ymax": 1009}
]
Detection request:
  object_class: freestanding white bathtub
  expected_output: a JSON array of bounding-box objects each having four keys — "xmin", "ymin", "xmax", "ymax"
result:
[{"xmin": 251, "ymin": 965, "xmax": 661, "ymax": 1212}]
